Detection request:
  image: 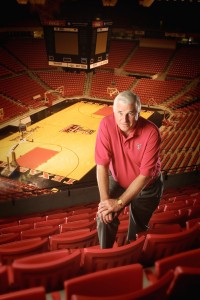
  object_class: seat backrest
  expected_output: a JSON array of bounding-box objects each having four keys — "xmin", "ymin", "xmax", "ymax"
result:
[
  {"xmin": 21, "ymin": 226, "xmax": 60, "ymax": 240},
  {"xmin": 49, "ymin": 229, "xmax": 98, "ymax": 251},
  {"xmin": 70, "ymin": 270, "xmax": 174, "ymax": 300},
  {"xmin": 185, "ymin": 217, "xmax": 200, "ymax": 229},
  {"xmin": 82, "ymin": 235, "xmax": 145, "ymax": 274},
  {"xmin": 116, "ymin": 220, "xmax": 129, "ymax": 246},
  {"xmin": 12, "ymin": 249, "xmax": 81, "ymax": 292},
  {"xmin": 64, "ymin": 263, "xmax": 143, "ymax": 299},
  {"xmin": 61, "ymin": 219, "xmax": 96, "ymax": 232},
  {"xmin": 141, "ymin": 224, "xmax": 199, "ymax": 266},
  {"xmin": 137, "ymin": 223, "xmax": 183, "ymax": 238},
  {"xmin": 0, "ymin": 232, "xmax": 20, "ymax": 245},
  {"xmin": 34, "ymin": 218, "xmax": 66, "ymax": 228},
  {"xmin": 0, "ymin": 237, "xmax": 49, "ymax": 265},
  {"xmin": 66, "ymin": 213, "xmax": 91, "ymax": 222},
  {"xmin": 149, "ymin": 210, "xmax": 188, "ymax": 228},
  {"xmin": 0, "ymin": 286, "xmax": 46, "ymax": 300},
  {"xmin": 0, "ymin": 224, "xmax": 33, "ymax": 234},
  {"xmin": 19, "ymin": 216, "xmax": 46, "ymax": 225},
  {"xmin": 155, "ymin": 247, "xmax": 200, "ymax": 278},
  {"xmin": 0, "ymin": 264, "xmax": 9, "ymax": 294},
  {"xmin": 167, "ymin": 266, "xmax": 200, "ymax": 298}
]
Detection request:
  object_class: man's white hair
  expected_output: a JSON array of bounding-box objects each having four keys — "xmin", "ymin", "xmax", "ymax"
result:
[{"xmin": 113, "ymin": 90, "xmax": 141, "ymax": 113}]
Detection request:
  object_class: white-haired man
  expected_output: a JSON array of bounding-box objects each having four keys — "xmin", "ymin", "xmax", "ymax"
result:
[{"xmin": 95, "ymin": 90, "xmax": 163, "ymax": 248}]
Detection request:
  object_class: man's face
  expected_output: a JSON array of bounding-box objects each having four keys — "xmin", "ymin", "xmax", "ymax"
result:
[{"xmin": 114, "ymin": 101, "xmax": 138, "ymax": 136}]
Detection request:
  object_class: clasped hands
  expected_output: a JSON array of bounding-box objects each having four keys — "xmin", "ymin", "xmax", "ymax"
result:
[{"xmin": 98, "ymin": 199, "xmax": 121, "ymax": 224}]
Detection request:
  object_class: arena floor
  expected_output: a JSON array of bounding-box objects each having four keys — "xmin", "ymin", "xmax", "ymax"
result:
[{"xmin": 0, "ymin": 100, "xmax": 154, "ymax": 190}]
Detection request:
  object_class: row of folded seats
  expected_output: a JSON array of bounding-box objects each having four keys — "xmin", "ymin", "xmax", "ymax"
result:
[
  {"xmin": 0, "ymin": 186, "xmax": 199, "ymax": 299},
  {"xmin": 0, "ymin": 236, "xmax": 199, "ymax": 299}
]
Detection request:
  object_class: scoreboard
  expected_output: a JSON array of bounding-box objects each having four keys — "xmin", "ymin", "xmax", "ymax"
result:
[{"xmin": 42, "ymin": 19, "xmax": 113, "ymax": 71}]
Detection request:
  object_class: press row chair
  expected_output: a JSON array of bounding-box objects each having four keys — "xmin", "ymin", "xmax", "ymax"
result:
[
  {"xmin": 140, "ymin": 223, "xmax": 199, "ymax": 267},
  {"xmin": 81, "ymin": 235, "xmax": 145, "ymax": 274},
  {"xmin": 0, "ymin": 286, "xmax": 46, "ymax": 300},
  {"xmin": 70, "ymin": 270, "xmax": 174, "ymax": 300},
  {"xmin": 0, "ymin": 237, "xmax": 49, "ymax": 265},
  {"xmin": 12, "ymin": 249, "xmax": 81, "ymax": 292}
]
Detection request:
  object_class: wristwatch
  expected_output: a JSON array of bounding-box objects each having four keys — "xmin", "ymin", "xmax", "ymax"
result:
[{"xmin": 117, "ymin": 198, "xmax": 123, "ymax": 207}]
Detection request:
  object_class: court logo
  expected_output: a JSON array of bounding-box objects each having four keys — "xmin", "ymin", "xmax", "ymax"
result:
[{"xmin": 61, "ymin": 124, "xmax": 95, "ymax": 135}]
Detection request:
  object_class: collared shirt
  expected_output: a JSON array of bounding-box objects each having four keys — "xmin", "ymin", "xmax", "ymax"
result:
[{"xmin": 95, "ymin": 114, "xmax": 161, "ymax": 189}]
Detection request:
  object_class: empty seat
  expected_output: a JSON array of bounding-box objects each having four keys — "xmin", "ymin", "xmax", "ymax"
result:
[
  {"xmin": 149, "ymin": 210, "xmax": 188, "ymax": 228},
  {"xmin": 140, "ymin": 224, "xmax": 199, "ymax": 266},
  {"xmin": 64, "ymin": 264, "xmax": 144, "ymax": 299},
  {"xmin": 167, "ymin": 266, "xmax": 200, "ymax": 299},
  {"xmin": 0, "ymin": 233, "xmax": 20, "ymax": 245},
  {"xmin": 145, "ymin": 248, "xmax": 200, "ymax": 283},
  {"xmin": 49, "ymin": 229, "xmax": 98, "ymax": 251},
  {"xmin": 81, "ymin": 235, "xmax": 145, "ymax": 274},
  {"xmin": 12, "ymin": 249, "xmax": 81, "ymax": 292},
  {"xmin": 0, "ymin": 264, "xmax": 9, "ymax": 294},
  {"xmin": 61, "ymin": 219, "xmax": 96, "ymax": 233},
  {"xmin": 70, "ymin": 270, "xmax": 174, "ymax": 300},
  {"xmin": 0, "ymin": 237, "xmax": 49, "ymax": 265},
  {"xmin": 137, "ymin": 223, "xmax": 183, "ymax": 238},
  {"xmin": 0, "ymin": 286, "xmax": 46, "ymax": 300},
  {"xmin": 21, "ymin": 226, "xmax": 59, "ymax": 240}
]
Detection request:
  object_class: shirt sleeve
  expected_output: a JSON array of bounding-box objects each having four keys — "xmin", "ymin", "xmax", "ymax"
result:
[
  {"xmin": 139, "ymin": 126, "xmax": 161, "ymax": 178},
  {"xmin": 95, "ymin": 118, "xmax": 111, "ymax": 166}
]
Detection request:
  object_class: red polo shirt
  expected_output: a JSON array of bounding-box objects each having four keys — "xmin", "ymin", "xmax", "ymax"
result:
[{"xmin": 95, "ymin": 114, "xmax": 161, "ymax": 189}]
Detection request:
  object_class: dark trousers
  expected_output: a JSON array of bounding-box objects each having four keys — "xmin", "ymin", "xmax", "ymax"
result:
[{"xmin": 97, "ymin": 173, "xmax": 164, "ymax": 248}]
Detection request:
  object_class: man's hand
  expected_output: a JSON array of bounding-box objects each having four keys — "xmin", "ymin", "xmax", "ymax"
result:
[{"xmin": 98, "ymin": 199, "xmax": 122, "ymax": 224}]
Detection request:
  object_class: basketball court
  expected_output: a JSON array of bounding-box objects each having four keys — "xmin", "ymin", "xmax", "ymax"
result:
[{"xmin": 0, "ymin": 100, "xmax": 154, "ymax": 187}]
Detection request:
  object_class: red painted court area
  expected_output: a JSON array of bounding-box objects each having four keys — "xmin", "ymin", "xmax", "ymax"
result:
[{"xmin": 17, "ymin": 147, "xmax": 59, "ymax": 170}]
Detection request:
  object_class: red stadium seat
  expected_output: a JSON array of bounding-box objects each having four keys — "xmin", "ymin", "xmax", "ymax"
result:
[
  {"xmin": 0, "ymin": 237, "xmax": 49, "ymax": 265},
  {"xmin": 0, "ymin": 264, "xmax": 10, "ymax": 294},
  {"xmin": 12, "ymin": 249, "xmax": 81, "ymax": 292},
  {"xmin": 140, "ymin": 224, "xmax": 199, "ymax": 266},
  {"xmin": 144, "ymin": 248, "xmax": 200, "ymax": 283},
  {"xmin": 0, "ymin": 286, "xmax": 46, "ymax": 300},
  {"xmin": 64, "ymin": 264, "xmax": 143, "ymax": 299},
  {"xmin": 70, "ymin": 270, "xmax": 174, "ymax": 300},
  {"xmin": 49, "ymin": 229, "xmax": 98, "ymax": 251},
  {"xmin": 167, "ymin": 266, "xmax": 200, "ymax": 298},
  {"xmin": 0, "ymin": 233, "xmax": 20, "ymax": 245},
  {"xmin": 81, "ymin": 235, "xmax": 145, "ymax": 274}
]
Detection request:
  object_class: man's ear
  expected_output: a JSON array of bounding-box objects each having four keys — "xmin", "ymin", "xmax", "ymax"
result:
[{"xmin": 135, "ymin": 113, "xmax": 139, "ymax": 121}]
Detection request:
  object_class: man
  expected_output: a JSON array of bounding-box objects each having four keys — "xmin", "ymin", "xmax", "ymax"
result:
[{"xmin": 95, "ymin": 90, "xmax": 163, "ymax": 248}]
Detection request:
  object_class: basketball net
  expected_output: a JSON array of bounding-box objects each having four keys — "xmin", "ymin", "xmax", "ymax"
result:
[
  {"xmin": 44, "ymin": 86, "xmax": 64, "ymax": 105},
  {"xmin": 107, "ymin": 87, "xmax": 119, "ymax": 97}
]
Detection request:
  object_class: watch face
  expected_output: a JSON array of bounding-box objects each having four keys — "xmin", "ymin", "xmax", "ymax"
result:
[{"xmin": 118, "ymin": 199, "xmax": 123, "ymax": 206}]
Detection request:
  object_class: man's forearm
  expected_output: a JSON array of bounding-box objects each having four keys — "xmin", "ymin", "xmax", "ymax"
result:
[
  {"xmin": 118, "ymin": 174, "xmax": 151, "ymax": 207},
  {"xmin": 96, "ymin": 164, "xmax": 110, "ymax": 201}
]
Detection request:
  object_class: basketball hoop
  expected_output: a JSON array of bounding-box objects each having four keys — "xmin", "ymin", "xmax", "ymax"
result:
[
  {"xmin": 44, "ymin": 86, "xmax": 64, "ymax": 105},
  {"xmin": 107, "ymin": 87, "xmax": 119, "ymax": 97}
]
